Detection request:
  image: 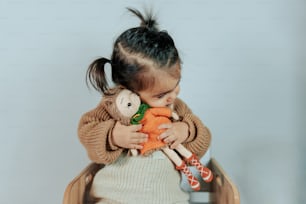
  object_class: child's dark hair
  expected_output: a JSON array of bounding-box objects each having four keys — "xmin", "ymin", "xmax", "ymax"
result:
[{"xmin": 87, "ymin": 8, "xmax": 181, "ymax": 94}]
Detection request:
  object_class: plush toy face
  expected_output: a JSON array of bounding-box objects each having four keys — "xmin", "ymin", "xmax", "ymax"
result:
[{"xmin": 115, "ymin": 89, "xmax": 141, "ymax": 118}]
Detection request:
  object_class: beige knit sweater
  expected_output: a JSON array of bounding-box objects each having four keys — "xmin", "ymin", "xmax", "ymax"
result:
[{"xmin": 78, "ymin": 97, "xmax": 211, "ymax": 165}]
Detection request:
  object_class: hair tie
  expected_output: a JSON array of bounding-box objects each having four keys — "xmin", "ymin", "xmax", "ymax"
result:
[
  {"xmin": 107, "ymin": 59, "xmax": 113, "ymax": 67},
  {"xmin": 100, "ymin": 57, "xmax": 112, "ymax": 66}
]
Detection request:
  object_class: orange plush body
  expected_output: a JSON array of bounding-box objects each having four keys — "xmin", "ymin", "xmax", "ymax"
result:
[{"xmin": 136, "ymin": 107, "xmax": 172, "ymax": 155}]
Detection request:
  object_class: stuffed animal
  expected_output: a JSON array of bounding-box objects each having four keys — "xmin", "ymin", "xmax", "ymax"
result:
[{"xmin": 102, "ymin": 86, "xmax": 213, "ymax": 191}]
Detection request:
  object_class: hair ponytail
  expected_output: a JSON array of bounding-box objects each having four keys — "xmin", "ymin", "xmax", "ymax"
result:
[
  {"xmin": 127, "ymin": 7, "xmax": 158, "ymax": 31},
  {"xmin": 86, "ymin": 57, "xmax": 111, "ymax": 94}
]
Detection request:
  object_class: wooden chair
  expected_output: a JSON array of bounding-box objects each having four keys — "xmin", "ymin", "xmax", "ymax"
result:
[{"xmin": 63, "ymin": 158, "xmax": 240, "ymax": 204}]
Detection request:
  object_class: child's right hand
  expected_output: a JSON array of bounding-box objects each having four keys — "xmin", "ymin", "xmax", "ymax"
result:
[{"xmin": 112, "ymin": 121, "xmax": 148, "ymax": 149}]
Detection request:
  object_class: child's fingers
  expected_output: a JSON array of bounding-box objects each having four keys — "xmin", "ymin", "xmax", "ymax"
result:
[
  {"xmin": 130, "ymin": 124, "xmax": 143, "ymax": 131},
  {"xmin": 158, "ymin": 123, "xmax": 172, "ymax": 130},
  {"xmin": 169, "ymin": 140, "xmax": 180, "ymax": 149},
  {"xmin": 129, "ymin": 133, "xmax": 147, "ymax": 149},
  {"xmin": 158, "ymin": 123, "xmax": 173, "ymax": 140},
  {"xmin": 128, "ymin": 143, "xmax": 143, "ymax": 149},
  {"xmin": 130, "ymin": 125, "xmax": 148, "ymax": 140},
  {"xmin": 163, "ymin": 134, "xmax": 176, "ymax": 144},
  {"xmin": 131, "ymin": 134, "xmax": 148, "ymax": 143},
  {"xmin": 131, "ymin": 131, "xmax": 148, "ymax": 139},
  {"xmin": 158, "ymin": 129, "xmax": 173, "ymax": 141}
]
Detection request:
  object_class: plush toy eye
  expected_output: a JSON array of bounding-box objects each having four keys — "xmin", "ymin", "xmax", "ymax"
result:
[{"xmin": 127, "ymin": 102, "xmax": 132, "ymax": 107}]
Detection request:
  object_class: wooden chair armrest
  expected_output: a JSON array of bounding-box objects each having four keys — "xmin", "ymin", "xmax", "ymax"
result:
[
  {"xmin": 63, "ymin": 163, "xmax": 103, "ymax": 204},
  {"xmin": 209, "ymin": 158, "xmax": 240, "ymax": 204}
]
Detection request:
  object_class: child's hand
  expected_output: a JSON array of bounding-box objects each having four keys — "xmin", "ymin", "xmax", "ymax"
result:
[
  {"xmin": 112, "ymin": 122, "xmax": 148, "ymax": 149},
  {"xmin": 158, "ymin": 122, "xmax": 189, "ymax": 149}
]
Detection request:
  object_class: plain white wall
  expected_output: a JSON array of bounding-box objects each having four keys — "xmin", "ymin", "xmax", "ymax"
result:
[{"xmin": 0, "ymin": 0, "xmax": 305, "ymax": 203}]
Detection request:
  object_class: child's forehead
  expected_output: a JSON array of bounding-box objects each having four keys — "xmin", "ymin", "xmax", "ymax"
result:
[
  {"xmin": 133, "ymin": 62, "xmax": 181, "ymax": 93},
  {"xmin": 150, "ymin": 62, "xmax": 181, "ymax": 78},
  {"xmin": 149, "ymin": 75, "xmax": 180, "ymax": 93}
]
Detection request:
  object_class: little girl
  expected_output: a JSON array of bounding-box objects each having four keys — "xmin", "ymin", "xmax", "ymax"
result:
[{"xmin": 78, "ymin": 8, "xmax": 211, "ymax": 204}]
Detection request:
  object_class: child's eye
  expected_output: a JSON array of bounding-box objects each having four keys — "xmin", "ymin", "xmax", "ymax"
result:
[{"xmin": 156, "ymin": 94, "xmax": 165, "ymax": 99}]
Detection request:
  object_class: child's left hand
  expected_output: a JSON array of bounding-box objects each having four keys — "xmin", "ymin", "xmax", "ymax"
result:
[{"xmin": 158, "ymin": 122, "xmax": 189, "ymax": 149}]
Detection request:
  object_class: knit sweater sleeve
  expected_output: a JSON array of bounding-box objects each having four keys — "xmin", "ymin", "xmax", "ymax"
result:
[
  {"xmin": 173, "ymin": 98, "xmax": 211, "ymax": 158},
  {"xmin": 78, "ymin": 102, "xmax": 123, "ymax": 164}
]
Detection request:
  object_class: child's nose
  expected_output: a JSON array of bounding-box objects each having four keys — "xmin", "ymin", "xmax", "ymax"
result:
[{"xmin": 167, "ymin": 92, "xmax": 177, "ymax": 103}]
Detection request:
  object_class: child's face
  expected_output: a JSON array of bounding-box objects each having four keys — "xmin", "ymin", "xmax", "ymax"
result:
[{"xmin": 137, "ymin": 70, "xmax": 180, "ymax": 108}]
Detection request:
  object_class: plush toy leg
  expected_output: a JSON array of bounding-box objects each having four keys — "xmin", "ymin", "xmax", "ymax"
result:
[
  {"xmin": 162, "ymin": 147, "xmax": 200, "ymax": 191},
  {"xmin": 130, "ymin": 149, "xmax": 138, "ymax": 156},
  {"xmin": 176, "ymin": 161, "xmax": 201, "ymax": 191},
  {"xmin": 174, "ymin": 145, "xmax": 213, "ymax": 183},
  {"xmin": 185, "ymin": 153, "xmax": 213, "ymax": 183}
]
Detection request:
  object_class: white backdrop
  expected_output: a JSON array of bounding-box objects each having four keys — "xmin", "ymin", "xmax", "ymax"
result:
[{"xmin": 0, "ymin": 0, "xmax": 305, "ymax": 203}]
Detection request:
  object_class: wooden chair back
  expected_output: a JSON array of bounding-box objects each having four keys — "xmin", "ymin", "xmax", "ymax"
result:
[{"xmin": 63, "ymin": 158, "xmax": 240, "ymax": 204}]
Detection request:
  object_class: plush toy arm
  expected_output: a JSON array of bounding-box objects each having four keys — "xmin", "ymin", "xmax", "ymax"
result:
[{"xmin": 171, "ymin": 111, "xmax": 179, "ymax": 120}]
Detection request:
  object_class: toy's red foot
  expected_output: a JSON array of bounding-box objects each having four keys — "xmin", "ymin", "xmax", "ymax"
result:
[
  {"xmin": 176, "ymin": 161, "xmax": 200, "ymax": 191},
  {"xmin": 185, "ymin": 154, "xmax": 213, "ymax": 183},
  {"xmin": 200, "ymin": 167, "xmax": 213, "ymax": 183}
]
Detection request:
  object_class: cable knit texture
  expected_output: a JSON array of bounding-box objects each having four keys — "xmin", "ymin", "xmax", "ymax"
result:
[
  {"xmin": 78, "ymin": 97, "xmax": 211, "ymax": 164},
  {"xmin": 91, "ymin": 151, "xmax": 190, "ymax": 204}
]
